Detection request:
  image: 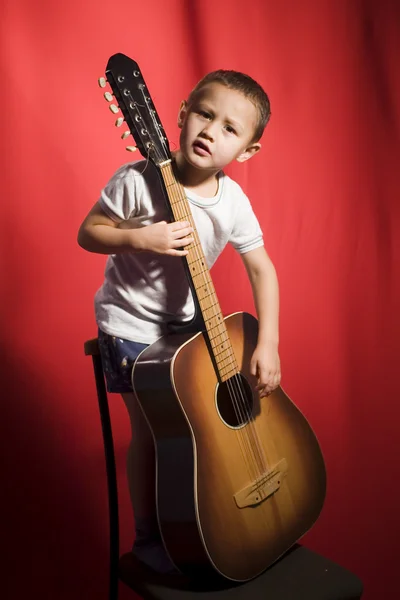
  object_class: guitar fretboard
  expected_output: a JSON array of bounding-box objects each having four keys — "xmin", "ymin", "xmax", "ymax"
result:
[{"xmin": 160, "ymin": 161, "xmax": 238, "ymax": 382}]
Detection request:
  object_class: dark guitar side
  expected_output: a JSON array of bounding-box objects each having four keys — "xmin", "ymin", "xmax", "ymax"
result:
[{"xmin": 132, "ymin": 312, "xmax": 326, "ymax": 581}]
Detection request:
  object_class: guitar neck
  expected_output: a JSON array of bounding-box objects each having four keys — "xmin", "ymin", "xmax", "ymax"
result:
[{"xmin": 159, "ymin": 161, "xmax": 238, "ymax": 382}]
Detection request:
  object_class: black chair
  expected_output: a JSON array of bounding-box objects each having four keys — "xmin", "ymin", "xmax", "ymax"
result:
[{"xmin": 84, "ymin": 338, "xmax": 363, "ymax": 600}]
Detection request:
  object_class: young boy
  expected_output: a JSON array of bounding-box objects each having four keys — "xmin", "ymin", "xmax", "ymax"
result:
[{"xmin": 78, "ymin": 70, "xmax": 281, "ymax": 573}]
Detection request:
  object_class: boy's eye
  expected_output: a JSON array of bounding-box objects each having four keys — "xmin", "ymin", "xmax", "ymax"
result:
[
  {"xmin": 199, "ymin": 110, "xmax": 212, "ymax": 119},
  {"xmin": 225, "ymin": 125, "xmax": 236, "ymax": 135}
]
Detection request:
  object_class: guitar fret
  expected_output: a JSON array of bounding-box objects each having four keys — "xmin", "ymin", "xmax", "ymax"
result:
[
  {"xmin": 220, "ymin": 365, "xmax": 238, "ymax": 379},
  {"xmin": 199, "ymin": 294, "xmax": 218, "ymax": 307},
  {"xmin": 197, "ymin": 289, "xmax": 217, "ymax": 302},
  {"xmin": 204, "ymin": 312, "xmax": 222, "ymax": 325},
  {"xmin": 210, "ymin": 332, "xmax": 229, "ymax": 348},
  {"xmin": 173, "ymin": 204, "xmax": 190, "ymax": 214},
  {"xmin": 198, "ymin": 298, "xmax": 219, "ymax": 310},
  {"xmin": 188, "ymin": 258, "xmax": 208, "ymax": 277},
  {"xmin": 167, "ymin": 198, "xmax": 186, "ymax": 206},
  {"xmin": 186, "ymin": 242, "xmax": 202, "ymax": 251},
  {"xmin": 214, "ymin": 346, "xmax": 234, "ymax": 359},
  {"xmin": 204, "ymin": 317, "xmax": 225, "ymax": 330},
  {"xmin": 213, "ymin": 341, "xmax": 234, "ymax": 361},
  {"xmin": 207, "ymin": 329, "xmax": 229, "ymax": 345},
  {"xmin": 188, "ymin": 255, "xmax": 207, "ymax": 267},
  {"xmin": 193, "ymin": 279, "xmax": 216, "ymax": 295},
  {"xmin": 192, "ymin": 271, "xmax": 213, "ymax": 287},
  {"xmin": 201, "ymin": 308, "xmax": 221, "ymax": 323},
  {"xmin": 202, "ymin": 303, "xmax": 220, "ymax": 319},
  {"xmin": 206, "ymin": 320, "xmax": 226, "ymax": 332},
  {"xmin": 218, "ymin": 356, "xmax": 237, "ymax": 370},
  {"xmin": 190, "ymin": 268, "xmax": 208, "ymax": 281},
  {"xmin": 201, "ymin": 310, "xmax": 224, "ymax": 327}
]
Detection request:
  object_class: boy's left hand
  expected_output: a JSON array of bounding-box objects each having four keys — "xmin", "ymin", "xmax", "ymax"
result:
[{"xmin": 250, "ymin": 342, "xmax": 281, "ymax": 398}]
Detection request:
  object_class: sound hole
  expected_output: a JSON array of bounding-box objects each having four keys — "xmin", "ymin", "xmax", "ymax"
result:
[{"xmin": 216, "ymin": 374, "xmax": 253, "ymax": 428}]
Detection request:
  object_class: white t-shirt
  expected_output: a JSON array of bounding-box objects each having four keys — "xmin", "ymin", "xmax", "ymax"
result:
[{"xmin": 95, "ymin": 160, "xmax": 263, "ymax": 343}]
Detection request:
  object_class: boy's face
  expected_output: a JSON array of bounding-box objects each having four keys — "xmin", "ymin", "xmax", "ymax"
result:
[{"xmin": 178, "ymin": 83, "xmax": 261, "ymax": 173}]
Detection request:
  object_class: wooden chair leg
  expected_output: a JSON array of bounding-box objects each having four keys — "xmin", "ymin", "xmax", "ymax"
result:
[{"xmin": 86, "ymin": 340, "xmax": 120, "ymax": 600}]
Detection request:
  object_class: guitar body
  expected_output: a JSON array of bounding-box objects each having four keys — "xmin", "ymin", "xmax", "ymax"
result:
[{"xmin": 132, "ymin": 312, "xmax": 326, "ymax": 581}]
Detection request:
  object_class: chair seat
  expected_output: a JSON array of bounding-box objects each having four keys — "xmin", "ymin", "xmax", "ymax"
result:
[{"xmin": 118, "ymin": 544, "xmax": 363, "ymax": 600}]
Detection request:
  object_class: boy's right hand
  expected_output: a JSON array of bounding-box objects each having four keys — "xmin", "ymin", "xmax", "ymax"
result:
[{"xmin": 136, "ymin": 221, "xmax": 194, "ymax": 256}]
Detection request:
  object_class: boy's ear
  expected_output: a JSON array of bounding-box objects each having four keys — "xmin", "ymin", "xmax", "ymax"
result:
[
  {"xmin": 236, "ymin": 142, "xmax": 261, "ymax": 163},
  {"xmin": 177, "ymin": 101, "xmax": 188, "ymax": 128}
]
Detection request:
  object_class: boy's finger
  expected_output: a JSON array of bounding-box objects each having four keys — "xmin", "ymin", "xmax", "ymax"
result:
[
  {"xmin": 168, "ymin": 248, "xmax": 189, "ymax": 256},
  {"xmin": 172, "ymin": 237, "xmax": 194, "ymax": 248},
  {"xmin": 173, "ymin": 227, "xmax": 193, "ymax": 238},
  {"xmin": 171, "ymin": 221, "xmax": 191, "ymax": 231}
]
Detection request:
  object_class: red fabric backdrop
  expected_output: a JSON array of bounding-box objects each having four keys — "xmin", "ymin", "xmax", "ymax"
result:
[{"xmin": 1, "ymin": 1, "xmax": 399, "ymax": 598}]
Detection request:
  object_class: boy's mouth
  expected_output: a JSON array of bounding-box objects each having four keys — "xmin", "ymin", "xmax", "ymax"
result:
[{"xmin": 193, "ymin": 140, "xmax": 211, "ymax": 156}]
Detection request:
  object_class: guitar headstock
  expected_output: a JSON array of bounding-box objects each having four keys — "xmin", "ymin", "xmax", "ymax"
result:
[{"xmin": 101, "ymin": 53, "xmax": 171, "ymax": 166}]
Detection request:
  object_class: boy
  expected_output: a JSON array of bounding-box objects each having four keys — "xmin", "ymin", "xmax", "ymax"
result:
[{"xmin": 78, "ymin": 70, "xmax": 281, "ymax": 573}]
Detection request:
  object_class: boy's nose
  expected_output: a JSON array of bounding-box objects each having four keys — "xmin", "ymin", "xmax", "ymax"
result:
[{"xmin": 201, "ymin": 124, "xmax": 216, "ymax": 142}]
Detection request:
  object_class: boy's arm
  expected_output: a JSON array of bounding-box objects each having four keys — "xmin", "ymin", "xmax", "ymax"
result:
[
  {"xmin": 240, "ymin": 246, "xmax": 281, "ymax": 397},
  {"xmin": 77, "ymin": 202, "xmax": 137, "ymax": 254},
  {"xmin": 77, "ymin": 201, "xmax": 193, "ymax": 256}
]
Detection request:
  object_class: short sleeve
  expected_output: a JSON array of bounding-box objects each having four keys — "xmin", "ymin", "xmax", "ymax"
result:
[
  {"xmin": 229, "ymin": 192, "xmax": 264, "ymax": 254},
  {"xmin": 98, "ymin": 165, "xmax": 139, "ymax": 222}
]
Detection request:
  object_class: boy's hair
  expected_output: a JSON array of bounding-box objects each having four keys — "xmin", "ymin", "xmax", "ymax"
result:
[{"xmin": 187, "ymin": 70, "xmax": 271, "ymax": 142}]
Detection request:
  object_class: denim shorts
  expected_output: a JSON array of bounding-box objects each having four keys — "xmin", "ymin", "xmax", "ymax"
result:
[{"xmin": 98, "ymin": 329, "xmax": 149, "ymax": 393}]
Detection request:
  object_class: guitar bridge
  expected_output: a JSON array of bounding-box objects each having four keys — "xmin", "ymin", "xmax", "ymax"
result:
[{"xmin": 233, "ymin": 458, "xmax": 288, "ymax": 508}]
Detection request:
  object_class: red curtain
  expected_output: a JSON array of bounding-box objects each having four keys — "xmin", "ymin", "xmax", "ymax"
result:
[{"xmin": 1, "ymin": 1, "xmax": 399, "ymax": 598}]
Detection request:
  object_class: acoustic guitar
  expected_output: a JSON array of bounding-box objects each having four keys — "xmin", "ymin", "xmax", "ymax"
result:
[{"xmin": 100, "ymin": 53, "xmax": 326, "ymax": 582}]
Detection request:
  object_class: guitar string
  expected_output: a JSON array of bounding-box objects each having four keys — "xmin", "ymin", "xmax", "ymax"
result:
[
  {"xmin": 168, "ymin": 170, "xmax": 271, "ymax": 496},
  {"xmin": 160, "ymin": 164, "xmax": 264, "ymax": 487},
  {"xmin": 160, "ymin": 161, "xmax": 271, "ymax": 491}
]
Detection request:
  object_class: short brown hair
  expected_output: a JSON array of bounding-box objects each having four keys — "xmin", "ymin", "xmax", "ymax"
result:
[{"xmin": 188, "ymin": 70, "xmax": 271, "ymax": 142}]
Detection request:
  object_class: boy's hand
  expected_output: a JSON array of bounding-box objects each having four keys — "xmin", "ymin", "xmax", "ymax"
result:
[
  {"xmin": 137, "ymin": 221, "xmax": 194, "ymax": 256},
  {"xmin": 250, "ymin": 341, "xmax": 281, "ymax": 398}
]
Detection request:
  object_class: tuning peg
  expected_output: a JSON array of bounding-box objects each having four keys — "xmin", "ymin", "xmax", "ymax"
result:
[
  {"xmin": 104, "ymin": 91, "xmax": 113, "ymax": 102},
  {"xmin": 109, "ymin": 104, "xmax": 119, "ymax": 114},
  {"xmin": 121, "ymin": 131, "xmax": 131, "ymax": 139},
  {"xmin": 115, "ymin": 117, "xmax": 124, "ymax": 127},
  {"xmin": 98, "ymin": 77, "xmax": 106, "ymax": 88},
  {"xmin": 126, "ymin": 146, "xmax": 137, "ymax": 152}
]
